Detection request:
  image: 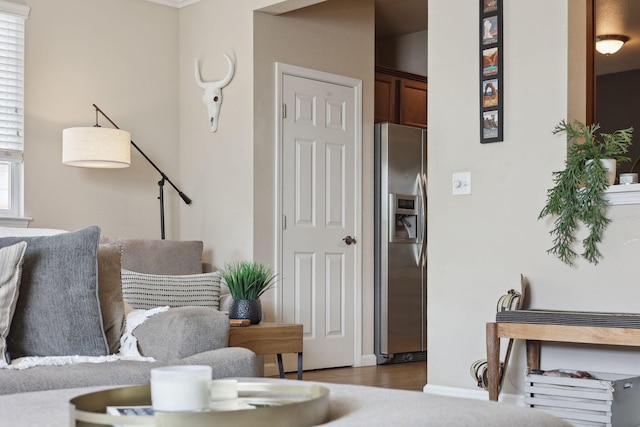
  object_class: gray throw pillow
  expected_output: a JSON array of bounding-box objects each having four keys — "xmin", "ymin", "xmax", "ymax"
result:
[{"xmin": 3, "ymin": 226, "xmax": 108, "ymax": 360}]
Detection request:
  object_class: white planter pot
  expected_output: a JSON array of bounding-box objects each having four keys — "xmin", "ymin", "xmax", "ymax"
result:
[{"xmin": 586, "ymin": 159, "xmax": 617, "ymax": 185}]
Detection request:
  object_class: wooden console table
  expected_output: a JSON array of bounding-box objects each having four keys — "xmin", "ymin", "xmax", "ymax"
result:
[
  {"xmin": 229, "ymin": 322, "xmax": 303, "ymax": 380},
  {"xmin": 486, "ymin": 322, "xmax": 640, "ymax": 401}
]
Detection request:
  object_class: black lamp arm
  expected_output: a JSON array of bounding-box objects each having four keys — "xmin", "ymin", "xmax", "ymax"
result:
[{"xmin": 92, "ymin": 103, "xmax": 192, "ymax": 206}]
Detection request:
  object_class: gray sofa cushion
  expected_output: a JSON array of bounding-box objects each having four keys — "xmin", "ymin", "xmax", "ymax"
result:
[
  {"xmin": 97, "ymin": 244, "xmax": 125, "ymax": 354},
  {"xmin": 121, "ymin": 270, "xmax": 221, "ymax": 310},
  {"xmin": 0, "ymin": 347, "xmax": 257, "ymax": 395},
  {"xmin": 100, "ymin": 238, "xmax": 203, "ymax": 275},
  {"xmin": 3, "ymin": 226, "xmax": 108, "ymax": 359},
  {"xmin": 0, "ymin": 241, "xmax": 27, "ymax": 365},
  {"xmin": 133, "ymin": 306, "xmax": 229, "ymax": 360}
]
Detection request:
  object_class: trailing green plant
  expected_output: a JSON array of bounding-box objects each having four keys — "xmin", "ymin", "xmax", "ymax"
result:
[
  {"xmin": 538, "ymin": 119, "xmax": 633, "ymax": 266},
  {"xmin": 219, "ymin": 261, "xmax": 278, "ymax": 300}
]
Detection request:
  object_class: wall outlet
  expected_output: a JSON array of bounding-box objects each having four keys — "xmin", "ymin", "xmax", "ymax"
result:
[{"xmin": 452, "ymin": 172, "xmax": 472, "ymax": 196}]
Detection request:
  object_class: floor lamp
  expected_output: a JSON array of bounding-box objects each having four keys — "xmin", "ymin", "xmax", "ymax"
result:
[{"xmin": 62, "ymin": 104, "xmax": 192, "ymax": 239}]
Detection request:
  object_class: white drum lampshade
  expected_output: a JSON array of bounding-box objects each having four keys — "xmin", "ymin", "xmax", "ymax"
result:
[{"xmin": 62, "ymin": 127, "xmax": 131, "ymax": 168}]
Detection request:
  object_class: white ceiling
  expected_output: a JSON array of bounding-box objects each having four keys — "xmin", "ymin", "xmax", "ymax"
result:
[{"xmin": 146, "ymin": 0, "xmax": 199, "ymax": 7}]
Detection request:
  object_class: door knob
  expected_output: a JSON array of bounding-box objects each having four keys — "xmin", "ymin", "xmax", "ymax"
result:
[{"xmin": 343, "ymin": 236, "xmax": 356, "ymax": 245}]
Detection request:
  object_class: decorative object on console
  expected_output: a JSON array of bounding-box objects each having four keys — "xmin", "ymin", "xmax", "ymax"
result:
[
  {"xmin": 219, "ymin": 261, "xmax": 277, "ymax": 325},
  {"xmin": 539, "ymin": 120, "xmax": 633, "ymax": 265},
  {"xmin": 470, "ymin": 274, "xmax": 527, "ymax": 396},
  {"xmin": 62, "ymin": 104, "xmax": 192, "ymax": 240},
  {"xmin": 619, "ymin": 173, "xmax": 638, "ymax": 185},
  {"xmin": 195, "ymin": 53, "xmax": 235, "ymax": 133}
]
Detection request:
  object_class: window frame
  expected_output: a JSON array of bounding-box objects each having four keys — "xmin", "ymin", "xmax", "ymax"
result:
[{"xmin": 0, "ymin": 1, "xmax": 29, "ymax": 223}]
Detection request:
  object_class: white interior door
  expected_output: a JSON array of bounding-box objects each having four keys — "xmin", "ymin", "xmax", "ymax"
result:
[{"xmin": 279, "ymin": 69, "xmax": 360, "ymax": 370}]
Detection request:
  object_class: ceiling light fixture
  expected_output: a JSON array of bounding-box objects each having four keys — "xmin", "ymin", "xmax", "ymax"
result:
[{"xmin": 595, "ymin": 34, "xmax": 629, "ymax": 55}]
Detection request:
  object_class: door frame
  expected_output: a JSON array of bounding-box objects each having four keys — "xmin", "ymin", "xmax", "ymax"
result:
[{"xmin": 274, "ymin": 62, "xmax": 364, "ymax": 366}]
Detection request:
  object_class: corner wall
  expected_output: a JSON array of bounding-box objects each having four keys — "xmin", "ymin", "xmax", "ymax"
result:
[
  {"xmin": 428, "ymin": 0, "xmax": 640, "ymax": 396},
  {"xmin": 376, "ymin": 30, "xmax": 427, "ymax": 76},
  {"xmin": 178, "ymin": 1, "xmax": 260, "ymax": 265}
]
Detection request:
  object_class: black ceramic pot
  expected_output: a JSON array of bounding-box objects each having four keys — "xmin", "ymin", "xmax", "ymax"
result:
[{"xmin": 229, "ymin": 299, "xmax": 262, "ymax": 324}]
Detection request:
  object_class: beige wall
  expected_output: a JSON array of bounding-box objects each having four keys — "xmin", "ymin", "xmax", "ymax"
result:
[
  {"xmin": 178, "ymin": 1, "xmax": 258, "ymax": 265},
  {"xmin": 177, "ymin": 0, "xmax": 314, "ymax": 265},
  {"xmin": 24, "ymin": 0, "xmax": 180, "ymax": 239},
  {"xmin": 428, "ymin": 0, "xmax": 640, "ymax": 395}
]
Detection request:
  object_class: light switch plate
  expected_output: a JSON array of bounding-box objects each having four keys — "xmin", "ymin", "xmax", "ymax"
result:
[{"xmin": 452, "ymin": 172, "xmax": 472, "ymax": 196}]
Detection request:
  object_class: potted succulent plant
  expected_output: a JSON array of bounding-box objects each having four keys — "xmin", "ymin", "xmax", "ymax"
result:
[
  {"xmin": 539, "ymin": 119, "xmax": 633, "ymax": 266},
  {"xmin": 219, "ymin": 261, "xmax": 277, "ymax": 324}
]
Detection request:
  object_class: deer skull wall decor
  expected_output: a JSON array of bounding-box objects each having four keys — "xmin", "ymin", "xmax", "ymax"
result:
[{"xmin": 195, "ymin": 53, "xmax": 235, "ymax": 133}]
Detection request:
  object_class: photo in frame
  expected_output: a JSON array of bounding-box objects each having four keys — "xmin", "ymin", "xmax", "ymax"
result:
[
  {"xmin": 483, "ymin": 0, "xmax": 498, "ymax": 13},
  {"xmin": 479, "ymin": 0, "xmax": 503, "ymax": 143},
  {"xmin": 481, "ymin": 16, "xmax": 498, "ymax": 45},
  {"xmin": 482, "ymin": 110, "xmax": 499, "ymax": 140},
  {"xmin": 482, "ymin": 47, "xmax": 498, "ymax": 77},
  {"xmin": 482, "ymin": 79, "xmax": 499, "ymax": 108}
]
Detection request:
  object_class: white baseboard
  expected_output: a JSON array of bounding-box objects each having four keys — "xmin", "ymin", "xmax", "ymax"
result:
[
  {"xmin": 423, "ymin": 384, "xmax": 524, "ymax": 406},
  {"xmin": 357, "ymin": 354, "xmax": 377, "ymax": 367}
]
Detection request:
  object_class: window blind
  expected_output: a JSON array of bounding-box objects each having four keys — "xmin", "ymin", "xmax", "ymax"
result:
[{"xmin": 0, "ymin": 6, "xmax": 26, "ymax": 162}]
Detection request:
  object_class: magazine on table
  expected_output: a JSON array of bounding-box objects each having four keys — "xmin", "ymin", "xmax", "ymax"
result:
[{"xmin": 106, "ymin": 405, "xmax": 154, "ymax": 427}]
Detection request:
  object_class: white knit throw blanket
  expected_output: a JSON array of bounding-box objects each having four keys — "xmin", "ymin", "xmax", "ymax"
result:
[{"xmin": 2, "ymin": 306, "xmax": 169, "ymax": 370}]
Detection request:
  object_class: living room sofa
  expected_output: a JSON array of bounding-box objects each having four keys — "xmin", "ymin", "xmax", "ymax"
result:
[{"xmin": 0, "ymin": 226, "xmax": 257, "ymax": 395}]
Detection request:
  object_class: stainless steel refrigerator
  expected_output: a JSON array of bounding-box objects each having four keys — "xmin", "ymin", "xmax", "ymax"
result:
[{"xmin": 374, "ymin": 122, "xmax": 427, "ymax": 364}]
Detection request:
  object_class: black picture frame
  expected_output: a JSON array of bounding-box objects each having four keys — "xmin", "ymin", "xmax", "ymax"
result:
[{"xmin": 480, "ymin": 0, "xmax": 503, "ymax": 143}]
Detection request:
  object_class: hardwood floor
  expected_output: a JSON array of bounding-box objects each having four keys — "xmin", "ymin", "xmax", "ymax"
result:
[{"xmin": 271, "ymin": 361, "xmax": 427, "ymax": 391}]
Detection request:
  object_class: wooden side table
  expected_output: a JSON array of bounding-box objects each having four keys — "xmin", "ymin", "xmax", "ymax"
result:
[{"xmin": 228, "ymin": 322, "xmax": 303, "ymax": 380}]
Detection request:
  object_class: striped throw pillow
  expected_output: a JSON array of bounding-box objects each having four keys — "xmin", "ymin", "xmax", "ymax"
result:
[
  {"xmin": 121, "ymin": 269, "xmax": 221, "ymax": 311},
  {"xmin": 0, "ymin": 241, "xmax": 27, "ymax": 366}
]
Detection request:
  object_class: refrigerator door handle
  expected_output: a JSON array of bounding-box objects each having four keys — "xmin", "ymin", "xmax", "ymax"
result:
[{"xmin": 417, "ymin": 173, "xmax": 427, "ymax": 267}]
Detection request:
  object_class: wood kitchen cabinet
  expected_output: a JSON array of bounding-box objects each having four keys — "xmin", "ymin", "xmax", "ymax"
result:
[{"xmin": 375, "ymin": 66, "xmax": 427, "ymax": 128}]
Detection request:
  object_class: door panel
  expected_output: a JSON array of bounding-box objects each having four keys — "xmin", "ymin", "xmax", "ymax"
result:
[{"xmin": 282, "ymin": 74, "xmax": 356, "ymax": 370}]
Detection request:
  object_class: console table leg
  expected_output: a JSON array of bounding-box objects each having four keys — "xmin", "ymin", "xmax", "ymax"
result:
[
  {"xmin": 486, "ymin": 322, "xmax": 500, "ymax": 401},
  {"xmin": 277, "ymin": 354, "xmax": 285, "ymax": 378},
  {"xmin": 297, "ymin": 352, "xmax": 303, "ymax": 380},
  {"xmin": 526, "ymin": 340, "xmax": 541, "ymax": 372}
]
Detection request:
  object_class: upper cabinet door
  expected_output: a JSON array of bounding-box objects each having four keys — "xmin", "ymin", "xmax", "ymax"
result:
[
  {"xmin": 399, "ymin": 78, "xmax": 427, "ymax": 129},
  {"xmin": 375, "ymin": 71, "xmax": 398, "ymax": 124},
  {"xmin": 375, "ymin": 67, "xmax": 427, "ymax": 129}
]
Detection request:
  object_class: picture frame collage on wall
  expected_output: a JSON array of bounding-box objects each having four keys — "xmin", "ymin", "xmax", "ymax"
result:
[{"xmin": 480, "ymin": 0, "xmax": 503, "ymax": 143}]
